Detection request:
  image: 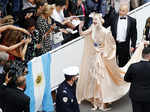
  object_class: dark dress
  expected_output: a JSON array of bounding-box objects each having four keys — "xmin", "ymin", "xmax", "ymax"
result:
[
  {"xmin": 36, "ymin": 16, "xmax": 54, "ymax": 53},
  {"xmin": 24, "ymin": 29, "xmax": 43, "ymax": 62}
]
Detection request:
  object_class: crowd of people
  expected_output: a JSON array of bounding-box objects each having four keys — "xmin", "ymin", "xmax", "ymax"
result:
[
  {"xmin": 0, "ymin": 0, "xmax": 149, "ymax": 63},
  {"xmin": 0, "ymin": 0, "xmax": 114, "ymax": 63},
  {"xmin": 0, "ymin": 0, "xmax": 150, "ymax": 112}
]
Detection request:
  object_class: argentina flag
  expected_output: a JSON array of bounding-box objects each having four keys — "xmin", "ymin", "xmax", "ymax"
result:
[{"xmin": 25, "ymin": 53, "xmax": 54, "ymax": 112}]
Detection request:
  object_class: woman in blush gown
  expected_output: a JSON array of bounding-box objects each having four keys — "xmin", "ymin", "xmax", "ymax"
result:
[{"xmin": 76, "ymin": 12, "xmax": 145, "ymax": 111}]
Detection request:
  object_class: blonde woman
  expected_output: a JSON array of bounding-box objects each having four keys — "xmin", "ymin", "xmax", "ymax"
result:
[{"xmin": 36, "ymin": 4, "xmax": 56, "ymax": 53}]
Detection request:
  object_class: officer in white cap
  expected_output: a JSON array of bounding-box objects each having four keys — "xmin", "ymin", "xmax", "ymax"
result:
[{"xmin": 56, "ymin": 66, "xmax": 80, "ymax": 112}]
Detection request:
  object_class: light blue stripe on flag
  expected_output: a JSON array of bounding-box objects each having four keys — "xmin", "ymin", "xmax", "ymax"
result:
[
  {"xmin": 25, "ymin": 61, "xmax": 35, "ymax": 112},
  {"xmin": 41, "ymin": 53, "xmax": 54, "ymax": 112}
]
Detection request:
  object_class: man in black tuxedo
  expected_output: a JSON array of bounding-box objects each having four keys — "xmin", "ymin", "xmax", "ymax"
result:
[
  {"xmin": 104, "ymin": 3, "xmax": 137, "ymax": 67},
  {"xmin": 3, "ymin": 72, "xmax": 30, "ymax": 112},
  {"xmin": 124, "ymin": 46, "xmax": 150, "ymax": 112}
]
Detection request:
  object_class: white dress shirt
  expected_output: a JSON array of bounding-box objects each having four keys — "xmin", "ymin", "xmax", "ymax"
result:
[
  {"xmin": 148, "ymin": 29, "xmax": 150, "ymax": 38},
  {"xmin": 117, "ymin": 16, "xmax": 128, "ymax": 42},
  {"xmin": 51, "ymin": 9, "xmax": 65, "ymax": 23},
  {"xmin": 22, "ymin": 0, "xmax": 36, "ymax": 10}
]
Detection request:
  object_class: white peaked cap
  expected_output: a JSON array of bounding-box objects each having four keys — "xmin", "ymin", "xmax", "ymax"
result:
[{"xmin": 63, "ymin": 66, "xmax": 79, "ymax": 76}]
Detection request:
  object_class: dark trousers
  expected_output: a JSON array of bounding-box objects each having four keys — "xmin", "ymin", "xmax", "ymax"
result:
[
  {"xmin": 116, "ymin": 42, "xmax": 130, "ymax": 67},
  {"xmin": 131, "ymin": 100, "xmax": 150, "ymax": 112}
]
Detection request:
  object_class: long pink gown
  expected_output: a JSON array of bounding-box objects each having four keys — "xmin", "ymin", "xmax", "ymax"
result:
[{"xmin": 76, "ymin": 15, "xmax": 144, "ymax": 106}]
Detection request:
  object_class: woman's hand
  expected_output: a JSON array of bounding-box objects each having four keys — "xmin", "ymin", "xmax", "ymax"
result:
[
  {"xmin": 5, "ymin": 74, "xmax": 12, "ymax": 85},
  {"xmin": 22, "ymin": 29, "xmax": 30, "ymax": 35},
  {"xmin": 25, "ymin": 13, "xmax": 33, "ymax": 19},
  {"xmin": 24, "ymin": 38, "xmax": 32, "ymax": 44},
  {"xmin": 59, "ymin": 29, "xmax": 68, "ymax": 34},
  {"xmin": 79, "ymin": 21, "xmax": 84, "ymax": 35},
  {"xmin": 50, "ymin": 24, "xmax": 56, "ymax": 31},
  {"xmin": 36, "ymin": 44, "xmax": 42, "ymax": 49},
  {"xmin": 130, "ymin": 47, "xmax": 135, "ymax": 53}
]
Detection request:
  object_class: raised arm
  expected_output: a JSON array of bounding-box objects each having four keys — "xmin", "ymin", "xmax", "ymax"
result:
[
  {"xmin": 79, "ymin": 21, "xmax": 92, "ymax": 36},
  {"xmin": 20, "ymin": 38, "xmax": 32, "ymax": 60},
  {"xmin": 0, "ymin": 25, "xmax": 30, "ymax": 35},
  {"xmin": 0, "ymin": 39, "xmax": 27, "ymax": 52}
]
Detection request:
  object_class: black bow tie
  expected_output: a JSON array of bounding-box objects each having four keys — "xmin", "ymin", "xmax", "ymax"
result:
[{"xmin": 120, "ymin": 17, "xmax": 126, "ymax": 20}]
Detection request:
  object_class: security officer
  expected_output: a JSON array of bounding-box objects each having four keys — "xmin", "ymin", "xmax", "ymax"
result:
[{"xmin": 56, "ymin": 66, "xmax": 80, "ymax": 112}]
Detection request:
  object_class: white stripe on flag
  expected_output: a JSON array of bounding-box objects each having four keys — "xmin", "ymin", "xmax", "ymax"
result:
[{"xmin": 31, "ymin": 57, "xmax": 46, "ymax": 112}]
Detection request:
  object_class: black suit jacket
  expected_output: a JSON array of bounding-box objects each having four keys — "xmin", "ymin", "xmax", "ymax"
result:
[
  {"xmin": 104, "ymin": 13, "xmax": 137, "ymax": 48},
  {"xmin": 3, "ymin": 87, "xmax": 30, "ymax": 112},
  {"xmin": 124, "ymin": 61, "xmax": 150, "ymax": 102},
  {"xmin": 0, "ymin": 84, "xmax": 7, "ymax": 110},
  {"xmin": 56, "ymin": 81, "xmax": 80, "ymax": 112}
]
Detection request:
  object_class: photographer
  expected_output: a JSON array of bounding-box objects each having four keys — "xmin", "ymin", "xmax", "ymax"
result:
[{"xmin": 36, "ymin": 4, "xmax": 56, "ymax": 52}]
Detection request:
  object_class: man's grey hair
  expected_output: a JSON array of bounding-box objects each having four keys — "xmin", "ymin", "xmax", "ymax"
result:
[{"xmin": 0, "ymin": 52, "xmax": 9, "ymax": 61}]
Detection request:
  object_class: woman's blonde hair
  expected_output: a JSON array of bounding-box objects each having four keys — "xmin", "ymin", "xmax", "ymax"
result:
[
  {"xmin": 90, "ymin": 12, "xmax": 104, "ymax": 24},
  {"xmin": 41, "ymin": 4, "xmax": 55, "ymax": 15}
]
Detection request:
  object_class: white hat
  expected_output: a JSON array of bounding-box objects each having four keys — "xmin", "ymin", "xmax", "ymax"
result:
[{"xmin": 63, "ymin": 66, "xmax": 79, "ymax": 76}]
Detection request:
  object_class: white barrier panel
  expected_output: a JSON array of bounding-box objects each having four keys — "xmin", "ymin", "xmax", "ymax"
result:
[
  {"xmin": 49, "ymin": 2, "xmax": 150, "ymax": 90},
  {"xmin": 50, "ymin": 37, "xmax": 84, "ymax": 90},
  {"xmin": 128, "ymin": 2, "xmax": 150, "ymax": 43}
]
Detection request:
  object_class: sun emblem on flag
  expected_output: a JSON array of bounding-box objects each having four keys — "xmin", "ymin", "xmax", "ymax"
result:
[{"xmin": 35, "ymin": 73, "xmax": 43, "ymax": 86}]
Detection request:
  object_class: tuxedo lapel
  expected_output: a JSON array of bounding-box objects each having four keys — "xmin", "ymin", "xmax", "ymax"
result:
[
  {"xmin": 126, "ymin": 16, "xmax": 131, "ymax": 39},
  {"xmin": 114, "ymin": 14, "xmax": 119, "ymax": 39}
]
